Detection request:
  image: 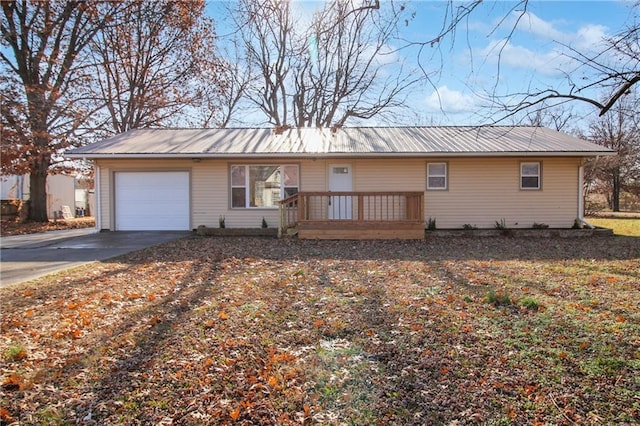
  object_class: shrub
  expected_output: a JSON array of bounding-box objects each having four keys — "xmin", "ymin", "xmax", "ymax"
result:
[
  {"xmin": 494, "ymin": 218, "xmax": 508, "ymax": 230},
  {"xmin": 518, "ymin": 297, "xmax": 540, "ymax": 311},
  {"xmin": 261, "ymin": 217, "xmax": 268, "ymax": 228},
  {"xmin": 486, "ymin": 290, "xmax": 511, "ymax": 307},
  {"xmin": 4, "ymin": 344, "xmax": 27, "ymax": 361},
  {"xmin": 462, "ymin": 224, "xmax": 477, "ymax": 230},
  {"xmin": 532, "ymin": 222, "xmax": 549, "ymax": 229},
  {"xmin": 593, "ymin": 357, "xmax": 626, "ymax": 376},
  {"xmin": 427, "ymin": 217, "xmax": 437, "ymax": 231},
  {"xmin": 219, "ymin": 215, "xmax": 226, "ymax": 228}
]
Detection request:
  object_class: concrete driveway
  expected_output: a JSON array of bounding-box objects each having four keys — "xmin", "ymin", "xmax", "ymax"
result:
[{"xmin": 0, "ymin": 229, "xmax": 191, "ymax": 287}]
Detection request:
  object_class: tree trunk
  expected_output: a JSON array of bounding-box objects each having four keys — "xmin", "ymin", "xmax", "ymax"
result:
[
  {"xmin": 28, "ymin": 150, "xmax": 51, "ymax": 222},
  {"xmin": 612, "ymin": 173, "xmax": 621, "ymax": 212}
]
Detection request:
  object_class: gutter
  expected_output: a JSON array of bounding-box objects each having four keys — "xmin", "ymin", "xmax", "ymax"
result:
[{"xmin": 66, "ymin": 151, "xmax": 617, "ymax": 160}]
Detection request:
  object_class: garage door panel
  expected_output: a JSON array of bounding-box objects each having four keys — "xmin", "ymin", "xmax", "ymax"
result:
[{"xmin": 115, "ymin": 172, "xmax": 189, "ymax": 231}]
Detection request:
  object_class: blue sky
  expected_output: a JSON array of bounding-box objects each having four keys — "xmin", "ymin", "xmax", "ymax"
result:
[
  {"xmin": 208, "ymin": 1, "xmax": 637, "ymax": 129},
  {"xmin": 406, "ymin": 1, "xmax": 636, "ymax": 127}
]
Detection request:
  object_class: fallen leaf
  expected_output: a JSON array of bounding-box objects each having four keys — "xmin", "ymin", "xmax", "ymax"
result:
[
  {"xmin": 0, "ymin": 406, "xmax": 15, "ymax": 423},
  {"xmin": 1, "ymin": 373, "xmax": 23, "ymax": 391},
  {"xmin": 267, "ymin": 376, "xmax": 279, "ymax": 388},
  {"xmin": 229, "ymin": 406, "xmax": 241, "ymax": 421}
]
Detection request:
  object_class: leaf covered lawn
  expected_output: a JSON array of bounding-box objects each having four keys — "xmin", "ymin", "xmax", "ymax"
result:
[
  {"xmin": 1, "ymin": 236, "xmax": 639, "ymax": 425},
  {"xmin": 1, "ymin": 217, "xmax": 95, "ymax": 236}
]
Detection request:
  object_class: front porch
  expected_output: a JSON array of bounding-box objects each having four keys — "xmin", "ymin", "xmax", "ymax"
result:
[{"xmin": 279, "ymin": 191, "xmax": 425, "ymax": 239}]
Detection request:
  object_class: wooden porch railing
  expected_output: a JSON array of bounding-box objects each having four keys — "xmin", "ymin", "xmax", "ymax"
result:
[{"xmin": 279, "ymin": 191, "xmax": 425, "ymax": 239}]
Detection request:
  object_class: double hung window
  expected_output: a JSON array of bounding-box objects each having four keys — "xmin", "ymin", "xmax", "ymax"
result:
[
  {"xmin": 520, "ymin": 162, "xmax": 541, "ymax": 190},
  {"xmin": 427, "ymin": 162, "xmax": 448, "ymax": 190}
]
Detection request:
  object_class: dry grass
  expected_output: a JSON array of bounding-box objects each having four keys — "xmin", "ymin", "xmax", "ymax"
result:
[
  {"xmin": 1, "ymin": 236, "xmax": 639, "ymax": 425},
  {"xmin": 1, "ymin": 217, "xmax": 95, "ymax": 236},
  {"xmin": 587, "ymin": 217, "xmax": 640, "ymax": 237}
]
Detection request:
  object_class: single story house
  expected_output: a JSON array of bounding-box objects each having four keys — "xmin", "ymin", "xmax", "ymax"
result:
[{"xmin": 66, "ymin": 126, "xmax": 613, "ymax": 239}]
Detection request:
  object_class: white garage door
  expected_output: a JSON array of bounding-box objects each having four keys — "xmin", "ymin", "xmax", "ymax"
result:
[{"xmin": 115, "ymin": 171, "xmax": 190, "ymax": 230}]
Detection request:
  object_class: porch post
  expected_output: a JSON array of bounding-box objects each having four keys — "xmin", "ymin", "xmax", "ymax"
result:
[{"xmin": 298, "ymin": 194, "xmax": 304, "ymax": 223}]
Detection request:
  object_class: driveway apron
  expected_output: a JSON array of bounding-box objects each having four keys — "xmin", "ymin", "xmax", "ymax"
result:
[{"xmin": 0, "ymin": 230, "xmax": 190, "ymax": 287}]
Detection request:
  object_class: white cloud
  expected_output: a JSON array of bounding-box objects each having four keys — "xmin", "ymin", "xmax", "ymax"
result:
[
  {"xmin": 574, "ymin": 24, "xmax": 608, "ymax": 50},
  {"xmin": 511, "ymin": 11, "xmax": 607, "ymax": 51},
  {"xmin": 460, "ymin": 10, "xmax": 611, "ymax": 88},
  {"xmin": 361, "ymin": 43, "xmax": 400, "ymax": 67},
  {"xmin": 481, "ymin": 40, "xmax": 573, "ymax": 77},
  {"xmin": 424, "ymin": 86, "xmax": 476, "ymax": 114},
  {"xmin": 516, "ymin": 11, "xmax": 566, "ymax": 41}
]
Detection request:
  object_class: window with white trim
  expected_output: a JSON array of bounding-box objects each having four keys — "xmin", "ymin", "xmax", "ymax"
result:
[
  {"xmin": 520, "ymin": 162, "xmax": 541, "ymax": 189},
  {"xmin": 231, "ymin": 165, "xmax": 299, "ymax": 208},
  {"xmin": 427, "ymin": 162, "xmax": 447, "ymax": 190}
]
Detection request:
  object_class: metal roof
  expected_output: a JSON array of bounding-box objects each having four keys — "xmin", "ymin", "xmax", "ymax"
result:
[{"xmin": 67, "ymin": 126, "xmax": 615, "ymax": 159}]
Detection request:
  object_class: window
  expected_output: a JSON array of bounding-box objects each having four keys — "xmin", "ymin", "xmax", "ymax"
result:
[
  {"xmin": 520, "ymin": 162, "xmax": 541, "ymax": 189},
  {"xmin": 231, "ymin": 165, "xmax": 299, "ymax": 208},
  {"xmin": 427, "ymin": 162, "xmax": 447, "ymax": 190}
]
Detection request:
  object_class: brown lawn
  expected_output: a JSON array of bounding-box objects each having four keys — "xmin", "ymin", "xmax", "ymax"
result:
[
  {"xmin": 1, "ymin": 217, "xmax": 95, "ymax": 236},
  {"xmin": 1, "ymin": 236, "xmax": 639, "ymax": 425}
]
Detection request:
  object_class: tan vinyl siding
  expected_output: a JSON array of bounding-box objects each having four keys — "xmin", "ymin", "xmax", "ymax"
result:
[
  {"xmin": 351, "ymin": 159, "xmax": 426, "ymax": 222},
  {"xmin": 192, "ymin": 161, "xmax": 225, "ymax": 228},
  {"xmin": 97, "ymin": 158, "xmax": 330, "ymax": 230},
  {"xmin": 98, "ymin": 165, "xmax": 110, "ymax": 230},
  {"xmin": 302, "ymin": 159, "xmax": 328, "ymax": 191},
  {"xmin": 96, "ymin": 156, "xmax": 582, "ymax": 231},
  {"xmin": 425, "ymin": 157, "xmax": 581, "ymax": 229},
  {"xmin": 353, "ymin": 159, "xmax": 425, "ymax": 191}
]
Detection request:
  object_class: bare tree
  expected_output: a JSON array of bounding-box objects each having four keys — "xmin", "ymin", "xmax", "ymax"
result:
[
  {"xmin": 233, "ymin": 0, "xmax": 292, "ymax": 127},
  {"xmin": 419, "ymin": 1, "xmax": 639, "ymax": 120},
  {"xmin": 203, "ymin": 40, "xmax": 254, "ymax": 128},
  {"xmin": 293, "ymin": 0, "xmax": 419, "ymax": 128},
  {"xmin": 584, "ymin": 96, "xmax": 640, "ymax": 211},
  {"xmin": 1, "ymin": 1, "xmax": 126, "ymax": 222},
  {"xmin": 524, "ymin": 103, "xmax": 576, "ymax": 132},
  {"xmin": 227, "ymin": 0, "xmax": 422, "ymax": 128},
  {"xmin": 87, "ymin": 0, "xmax": 221, "ymax": 135}
]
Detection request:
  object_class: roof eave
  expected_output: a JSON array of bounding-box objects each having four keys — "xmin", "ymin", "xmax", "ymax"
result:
[{"xmin": 66, "ymin": 150, "xmax": 616, "ymax": 159}]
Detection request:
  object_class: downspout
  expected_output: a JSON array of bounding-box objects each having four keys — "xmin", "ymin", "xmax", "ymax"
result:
[{"xmin": 578, "ymin": 162, "xmax": 594, "ymax": 229}]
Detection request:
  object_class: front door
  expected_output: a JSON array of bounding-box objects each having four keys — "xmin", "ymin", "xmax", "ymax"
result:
[{"xmin": 328, "ymin": 164, "xmax": 352, "ymax": 219}]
